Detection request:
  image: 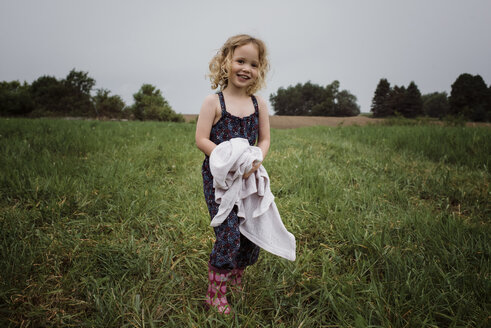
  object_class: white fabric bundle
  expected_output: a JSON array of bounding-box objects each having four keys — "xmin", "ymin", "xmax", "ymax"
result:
[{"xmin": 210, "ymin": 138, "xmax": 296, "ymax": 261}]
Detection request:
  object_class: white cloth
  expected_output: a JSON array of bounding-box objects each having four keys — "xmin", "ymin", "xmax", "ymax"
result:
[{"xmin": 209, "ymin": 138, "xmax": 296, "ymax": 261}]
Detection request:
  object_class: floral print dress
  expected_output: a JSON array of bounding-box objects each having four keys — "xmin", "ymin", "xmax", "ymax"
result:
[{"xmin": 201, "ymin": 91, "xmax": 261, "ymax": 270}]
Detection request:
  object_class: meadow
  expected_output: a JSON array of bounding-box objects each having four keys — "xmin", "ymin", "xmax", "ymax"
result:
[{"xmin": 0, "ymin": 118, "xmax": 489, "ymax": 327}]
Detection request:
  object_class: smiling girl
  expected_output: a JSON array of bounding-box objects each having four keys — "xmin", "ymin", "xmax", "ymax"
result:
[{"xmin": 195, "ymin": 34, "xmax": 270, "ymax": 314}]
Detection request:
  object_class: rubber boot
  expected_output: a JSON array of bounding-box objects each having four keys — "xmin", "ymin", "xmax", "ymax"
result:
[
  {"xmin": 229, "ymin": 267, "xmax": 245, "ymax": 292},
  {"xmin": 205, "ymin": 263, "xmax": 231, "ymax": 314}
]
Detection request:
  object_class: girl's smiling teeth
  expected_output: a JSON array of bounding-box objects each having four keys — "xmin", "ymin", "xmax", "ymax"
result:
[{"xmin": 238, "ymin": 74, "xmax": 250, "ymax": 80}]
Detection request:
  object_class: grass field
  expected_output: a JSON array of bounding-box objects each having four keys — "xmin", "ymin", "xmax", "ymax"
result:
[{"xmin": 0, "ymin": 118, "xmax": 489, "ymax": 327}]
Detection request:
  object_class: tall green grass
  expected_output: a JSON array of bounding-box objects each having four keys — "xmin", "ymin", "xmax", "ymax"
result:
[
  {"xmin": 332, "ymin": 125, "xmax": 490, "ymax": 171},
  {"xmin": 0, "ymin": 118, "xmax": 489, "ymax": 327}
]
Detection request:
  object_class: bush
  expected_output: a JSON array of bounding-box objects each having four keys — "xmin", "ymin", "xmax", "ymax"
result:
[
  {"xmin": 93, "ymin": 89, "xmax": 127, "ymax": 118},
  {"xmin": 131, "ymin": 84, "xmax": 184, "ymax": 122},
  {"xmin": 0, "ymin": 81, "xmax": 34, "ymax": 116},
  {"xmin": 143, "ymin": 104, "xmax": 184, "ymax": 122},
  {"xmin": 443, "ymin": 114, "xmax": 466, "ymax": 127}
]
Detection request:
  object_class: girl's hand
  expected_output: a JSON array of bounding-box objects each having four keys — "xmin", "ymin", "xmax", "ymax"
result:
[{"xmin": 243, "ymin": 161, "xmax": 262, "ymax": 179}]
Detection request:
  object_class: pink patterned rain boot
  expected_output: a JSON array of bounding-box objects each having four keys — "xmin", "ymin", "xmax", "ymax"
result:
[
  {"xmin": 205, "ymin": 263, "xmax": 231, "ymax": 314},
  {"xmin": 229, "ymin": 268, "xmax": 245, "ymax": 292}
]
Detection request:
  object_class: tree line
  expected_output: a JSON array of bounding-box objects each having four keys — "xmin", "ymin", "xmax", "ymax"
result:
[
  {"xmin": 2, "ymin": 69, "xmax": 490, "ymax": 122},
  {"xmin": 0, "ymin": 69, "xmax": 184, "ymax": 122},
  {"xmin": 269, "ymin": 73, "xmax": 490, "ymax": 122},
  {"xmin": 371, "ymin": 73, "xmax": 490, "ymax": 121}
]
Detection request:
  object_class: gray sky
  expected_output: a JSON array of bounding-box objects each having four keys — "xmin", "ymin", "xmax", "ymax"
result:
[{"xmin": 1, "ymin": 0, "xmax": 490, "ymax": 114}]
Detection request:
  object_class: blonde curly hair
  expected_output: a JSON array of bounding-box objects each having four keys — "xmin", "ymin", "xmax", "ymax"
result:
[{"xmin": 208, "ymin": 34, "xmax": 270, "ymax": 95}]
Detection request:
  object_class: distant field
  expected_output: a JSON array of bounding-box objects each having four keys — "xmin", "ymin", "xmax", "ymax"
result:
[
  {"xmin": 183, "ymin": 114, "xmax": 490, "ymax": 129},
  {"xmin": 0, "ymin": 118, "xmax": 489, "ymax": 327}
]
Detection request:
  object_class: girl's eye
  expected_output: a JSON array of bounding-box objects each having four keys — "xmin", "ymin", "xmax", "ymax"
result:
[{"xmin": 237, "ymin": 60, "xmax": 244, "ymax": 64}]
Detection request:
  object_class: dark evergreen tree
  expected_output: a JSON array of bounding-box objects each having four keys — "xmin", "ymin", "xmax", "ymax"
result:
[
  {"xmin": 371, "ymin": 78, "xmax": 391, "ymax": 117},
  {"xmin": 400, "ymin": 81, "xmax": 423, "ymax": 118},
  {"xmin": 386, "ymin": 85, "xmax": 406, "ymax": 116}
]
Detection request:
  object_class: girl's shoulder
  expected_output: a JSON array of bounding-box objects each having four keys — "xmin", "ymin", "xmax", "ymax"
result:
[
  {"xmin": 252, "ymin": 94, "xmax": 268, "ymax": 112},
  {"xmin": 202, "ymin": 93, "xmax": 220, "ymax": 105},
  {"xmin": 199, "ymin": 93, "xmax": 222, "ymax": 121},
  {"xmin": 201, "ymin": 93, "xmax": 221, "ymax": 111}
]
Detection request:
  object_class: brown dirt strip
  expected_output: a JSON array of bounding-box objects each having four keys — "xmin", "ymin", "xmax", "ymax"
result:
[{"xmin": 267, "ymin": 115, "xmax": 384, "ymax": 128}]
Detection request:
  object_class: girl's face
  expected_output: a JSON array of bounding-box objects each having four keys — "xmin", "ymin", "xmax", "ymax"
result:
[{"xmin": 228, "ymin": 42, "xmax": 259, "ymax": 91}]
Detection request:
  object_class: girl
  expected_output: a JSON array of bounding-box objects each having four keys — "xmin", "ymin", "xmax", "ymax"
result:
[{"xmin": 195, "ymin": 34, "xmax": 271, "ymax": 314}]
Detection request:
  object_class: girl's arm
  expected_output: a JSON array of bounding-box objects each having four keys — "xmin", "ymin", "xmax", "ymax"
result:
[
  {"xmin": 244, "ymin": 95, "xmax": 270, "ymax": 178},
  {"xmin": 256, "ymin": 95, "xmax": 271, "ymax": 159},
  {"xmin": 195, "ymin": 94, "xmax": 219, "ymax": 156}
]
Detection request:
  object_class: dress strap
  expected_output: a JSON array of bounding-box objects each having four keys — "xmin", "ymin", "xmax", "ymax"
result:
[
  {"xmin": 218, "ymin": 92, "xmax": 227, "ymax": 114},
  {"xmin": 251, "ymin": 95, "xmax": 259, "ymax": 114}
]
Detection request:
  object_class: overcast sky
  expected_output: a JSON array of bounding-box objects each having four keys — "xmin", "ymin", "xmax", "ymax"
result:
[{"xmin": 1, "ymin": 0, "xmax": 490, "ymax": 114}]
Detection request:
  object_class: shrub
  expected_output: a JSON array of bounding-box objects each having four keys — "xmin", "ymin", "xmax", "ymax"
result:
[
  {"xmin": 131, "ymin": 84, "xmax": 184, "ymax": 122},
  {"xmin": 0, "ymin": 81, "xmax": 34, "ymax": 116}
]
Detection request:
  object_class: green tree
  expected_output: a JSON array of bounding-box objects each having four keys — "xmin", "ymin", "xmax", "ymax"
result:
[
  {"xmin": 93, "ymin": 88, "xmax": 127, "ymax": 118},
  {"xmin": 62, "ymin": 69, "xmax": 96, "ymax": 116},
  {"xmin": 372, "ymin": 80, "xmax": 423, "ymax": 118},
  {"xmin": 386, "ymin": 85, "xmax": 406, "ymax": 116},
  {"xmin": 449, "ymin": 73, "xmax": 489, "ymax": 122},
  {"xmin": 400, "ymin": 81, "xmax": 423, "ymax": 118},
  {"xmin": 30, "ymin": 75, "xmax": 66, "ymax": 115},
  {"xmin": 270, "ymin": 80, "xmax": 359, "ymax": 116},
  {"xmin": 302, "ymin": 81, "xmax": 329, "ymax": 116},
  {"xmin": 131, "ymin": 84, "xmax": 183, "ymax": 122},
  {"xmin": 0, "ymin": 80, "xmax": 34, "ymax": 116},
  {"xmin": 335, "ymin": 89, "xmax": 360, "ymax": 116},
  {"xmin": 422, "ymin": 92, "xmax": 449, "ymax": 118},
  {"xmin": 487, "ymin": 85, "xmax": 491, "ymax": 121},
  {"xmin": 371, "ymin": 78, "xmax": 391, "ymax": 117},
  {"xmin": 29, "ymin": 69, "xmax": 96, "ymax": 117},
  {"xmin": 310, "ymin": 81, "xmax": 337, "ymax": 116},
  {"xmin": 65, "ymin": 69, "xmax": 95, "ymax": 94},
  {"xmin": 270, "ymin": 82, "xmax": 322, "ymax": 116}
]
